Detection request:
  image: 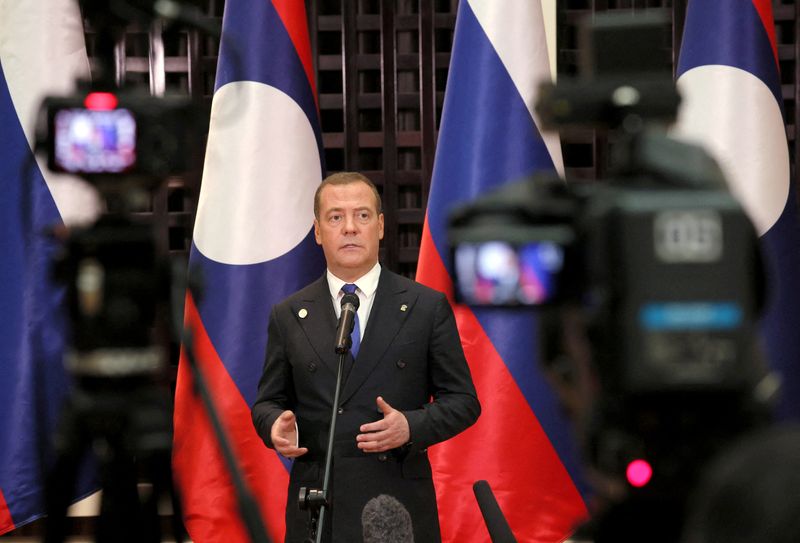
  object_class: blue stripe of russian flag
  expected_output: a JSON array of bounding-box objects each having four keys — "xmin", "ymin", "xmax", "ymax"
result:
[{"xmin": 425, "ymin": 0, "xmax": 585, "ymax": 492}]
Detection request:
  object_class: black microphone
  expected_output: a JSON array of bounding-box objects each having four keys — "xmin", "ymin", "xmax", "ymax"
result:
[
  {"xmin": 473, "ymin": 480, "xmax": 517, "ymax": 543},
  {"xmin": 334, "ymin": 292, "xmax": 360, "ymax": 354}
]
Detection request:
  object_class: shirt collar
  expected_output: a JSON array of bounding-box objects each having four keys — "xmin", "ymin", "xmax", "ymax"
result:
[{"xmin": 326, "ymin": 262, "xmax": 381, "ymax": 299}]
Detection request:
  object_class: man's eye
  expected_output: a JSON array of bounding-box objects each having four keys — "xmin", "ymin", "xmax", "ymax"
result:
[
  {"xmin": 358, "ymin": 212, "xmax": 370, "ymax": 221},
  {"xmin": 329, "ymin": 215, "xmax": 342, "ymax": 223}
]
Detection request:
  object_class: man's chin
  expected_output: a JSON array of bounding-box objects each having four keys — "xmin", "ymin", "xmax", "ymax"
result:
[{"xmin": 332, "ymin": 257, "xmax": 374, "ymax": 277}]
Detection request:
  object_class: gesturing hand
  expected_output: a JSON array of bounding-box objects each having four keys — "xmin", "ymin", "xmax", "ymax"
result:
[
  {"xmin": 271, "ymin": 410, "xmax": 308, "ymax": 458},
  {"xmin": 356, "ymin": 397, "xmax": 410, "ymax": 453}
]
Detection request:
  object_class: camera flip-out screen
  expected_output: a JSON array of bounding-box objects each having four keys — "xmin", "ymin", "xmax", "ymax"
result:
[
  {"xmin": 454, "ymin": 240, "xmax": 564, "ymax": 306},
  {"xmin": 52, "ymin": 108, "xmax": 137, "ymax": 174}
]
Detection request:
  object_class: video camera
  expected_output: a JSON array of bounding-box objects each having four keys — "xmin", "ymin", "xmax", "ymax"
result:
[
  {"xmin": 449, "ymin": 162, "xmax": 764, "ymax": 394},
  {"xmin": 33, "ymin": 2, "xmax": 209, "ymax": 542},
  {"xmin": 448, "ymin": 11, "xmax": 772, "ymax": 542},
  {"xmin": 34, "ymin": 0, "xmax": 206, "ymax": 372}
]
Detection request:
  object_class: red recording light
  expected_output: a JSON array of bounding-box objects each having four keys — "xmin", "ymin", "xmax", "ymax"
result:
[
  {"xmin": 626, "ymin": 459, "xmax": 653, "ymax": 488},
  {"xmin": 84, "ymin": 92, "xmax": 118, "ymax": 111}
]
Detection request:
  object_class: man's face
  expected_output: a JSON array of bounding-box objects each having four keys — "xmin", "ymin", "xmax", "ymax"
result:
[{"xmin": 314, "ymin": 181, "xmax": 384, "ymax": 281}]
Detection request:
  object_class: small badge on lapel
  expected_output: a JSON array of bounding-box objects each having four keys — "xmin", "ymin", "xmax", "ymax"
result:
[
  {"xmin": 400, "ymin": 304, "xmax": 408, "ymax": 312},
  {"xmin": 298, "ymin": 308, "xmax": 308, "ymax": 319}
]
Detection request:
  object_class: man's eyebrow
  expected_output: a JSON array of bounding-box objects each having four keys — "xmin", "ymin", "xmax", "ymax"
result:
[{"xmin": 326, "ymin": 206, "xmax": 372, "ymax": 214}]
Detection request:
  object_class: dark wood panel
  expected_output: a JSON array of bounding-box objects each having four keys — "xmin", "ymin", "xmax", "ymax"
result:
[{"xmin": 76, "ymin": 0, "xmax": 799, "ymax": 282}]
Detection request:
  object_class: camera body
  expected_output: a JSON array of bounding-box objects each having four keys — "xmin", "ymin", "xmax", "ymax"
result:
[
  {"xmin": 582, "ymin": 181, "xmax": 763, "ymax": 396},
  {"xmin": 449, "ymin": 158, "xmax": 764, "ymax": 395}
]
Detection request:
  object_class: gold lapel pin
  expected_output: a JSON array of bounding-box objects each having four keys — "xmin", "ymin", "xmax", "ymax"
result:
[
  {"xmin": 298, "ymin": 308, "xmax": 308, "ymax": 319},
  {"xmin": 400, "ymin": 304, "xmax": 408, "ymax": 312}
]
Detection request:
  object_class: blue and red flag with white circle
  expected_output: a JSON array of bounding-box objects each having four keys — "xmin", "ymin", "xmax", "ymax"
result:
[
  {"xmin": 172, "ymin": 1, "xmax": 325, "ymax": 541},
  {"xmin": 674, "ymin": 0, "xmax": 800, "ymax": 420},
  {"xmin": 416, "ymin": 1, "xmax": 589, "ymax": 541}
]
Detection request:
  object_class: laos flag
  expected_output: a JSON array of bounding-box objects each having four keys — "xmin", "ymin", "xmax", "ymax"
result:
[
  {"xmin": 172, "ymin": 1, "xmax": 325, "ymax": 541},
  {"xmin": 674, "ymin": 0, "xmax": 800, "ymax": 421},
  {"xmin": 0, "ymin": 0, "xmax": 101, "ymax": 534},
  {"xmin": 416, "ymin": 1, "xmax": 588, "ymax": 541}
]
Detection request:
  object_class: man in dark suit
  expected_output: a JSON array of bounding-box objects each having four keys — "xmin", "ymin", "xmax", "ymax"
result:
[{"xmin": 252, "ymin": 172, "xmax": 480, "ymax": 543}]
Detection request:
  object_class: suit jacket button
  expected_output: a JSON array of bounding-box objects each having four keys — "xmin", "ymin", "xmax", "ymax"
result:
[
  {"xmin": 396, "ymin": 360, "xmax": 406, "ymax": 369},
  {"xmin": 337, "ymin": 407, "xmax": 344, "ymax": 415},
  {"xmin": 377, "ymin": 453, "xmax": 388, "ymax": 462},
  {"xmin": 306, "ymin": 362, "xmax": 317, "ymax": 372}
]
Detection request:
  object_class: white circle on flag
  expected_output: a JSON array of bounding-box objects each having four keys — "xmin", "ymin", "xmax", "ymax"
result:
[
  {"xmin": 674, "ymin": 65, "xmax": 789, "ymax": 236},
  {"xmin": 193, "ymin": 81, "xmax": 321, "ymax": 265}
]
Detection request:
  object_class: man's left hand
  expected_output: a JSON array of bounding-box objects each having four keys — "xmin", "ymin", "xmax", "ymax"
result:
[{"xmin": 356, "ymin": 396, "xmax": 410, "ymax": 453}]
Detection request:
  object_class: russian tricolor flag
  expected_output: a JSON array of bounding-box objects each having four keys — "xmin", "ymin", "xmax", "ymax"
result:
[
  {"xmin": 0, "ymin": 0, "xmax": 101, "ymax": 534},
  {"xmin": 172, "ymin": 0, "xmax": 325, "ymax": 541},
  {"xmin": 674, "ymin": 0, "xmax": 800, "ymax": 421},
  {"xmin": 416, "ymin": 1, "xmax": 588, "ymax": 541}
]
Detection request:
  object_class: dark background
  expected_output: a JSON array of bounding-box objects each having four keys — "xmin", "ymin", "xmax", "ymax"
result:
[{"xmin": 75, "ymin": 0, "xmax": 800, "ymax": 279}]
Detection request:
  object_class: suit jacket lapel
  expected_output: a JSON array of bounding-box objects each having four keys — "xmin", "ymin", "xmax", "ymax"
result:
[
  {"xmin": 341, "ymin": 269, "xmax": 417, "ymax": 404},
  {"xmin": 289, "ymin": 275, "xmax": 339, "ymax": 377}
]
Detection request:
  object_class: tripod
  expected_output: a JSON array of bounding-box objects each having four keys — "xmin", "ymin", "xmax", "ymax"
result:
[{"xmin": 43, "ymin": 371, "xmax": 183, "ymax": 543}]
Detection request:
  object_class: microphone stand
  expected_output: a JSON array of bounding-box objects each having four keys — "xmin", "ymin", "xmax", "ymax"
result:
[
  {"xmin": 301, "ymin": 296, "xmax": 357, "ymax": 543},
  {"xmin": 302, "ymin": 347, "xmax": 348, "ymax": 543}
]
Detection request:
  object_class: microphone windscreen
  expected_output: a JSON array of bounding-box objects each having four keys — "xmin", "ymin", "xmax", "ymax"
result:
[
  {"xmin": 473, "ymin": 480, "xmax": 517, "ymax": 543},
  {"xmin": 362, "ymin": 494, "xmax": 414, "ymax": 543},
  {"xmin": 341, "ymin": 292, "xmax": 360, "ymax": 310}
]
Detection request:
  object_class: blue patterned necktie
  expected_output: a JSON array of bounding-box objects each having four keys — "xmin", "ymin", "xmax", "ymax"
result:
[{"xmin": 341, "ymin": 283, "xmax": 360, "ymax": 358}]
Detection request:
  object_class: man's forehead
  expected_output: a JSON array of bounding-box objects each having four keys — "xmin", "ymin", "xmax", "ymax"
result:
[{"xmin": 319, "ymin": 182, "xmax": 378, "ymax": 209}]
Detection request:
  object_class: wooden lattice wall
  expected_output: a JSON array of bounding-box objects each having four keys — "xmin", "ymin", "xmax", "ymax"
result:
[{"xmin": 76, "ymin": 0, "xmax": 800, "ymax": 281}]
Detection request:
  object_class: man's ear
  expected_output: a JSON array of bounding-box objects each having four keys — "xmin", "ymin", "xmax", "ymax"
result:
[
  {"xmin": 378, "ymin": 213, "xmax": 385, "ymax": 240},
  {"xmin": 313, "ymin": 219, "xmax": 322, "ymax": 245}
]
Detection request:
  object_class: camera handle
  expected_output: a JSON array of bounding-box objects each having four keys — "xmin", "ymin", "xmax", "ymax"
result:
[{"xmin": 300, "ymin": 350, "xmax": 348, "ymax": 543}]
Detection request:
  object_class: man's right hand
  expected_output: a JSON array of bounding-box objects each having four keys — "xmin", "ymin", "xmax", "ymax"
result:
[{"xmin": 271, "ymin": 410, "xmax": 308, "ymax": 458}]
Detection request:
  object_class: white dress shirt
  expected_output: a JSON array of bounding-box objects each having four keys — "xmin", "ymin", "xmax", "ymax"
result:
[{"xmin": 326, "ymin": 262, "xmax": 381, "ymax": 339}]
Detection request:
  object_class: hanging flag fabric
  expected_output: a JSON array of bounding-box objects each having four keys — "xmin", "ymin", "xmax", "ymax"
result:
[
  {"xmin": 674, "ymin": 0, "xmax": 800, "ymax": 420},
  {"xmin": 172, "ymin": 0, "xmax": 325, "ymax": 541},
  {"xmin": 0, "ymin": 0, "xmax": 101, "ymax": 534},
  {"xmin": 416, "ymin": 1, "xmax": 588, "ymax": 541}
]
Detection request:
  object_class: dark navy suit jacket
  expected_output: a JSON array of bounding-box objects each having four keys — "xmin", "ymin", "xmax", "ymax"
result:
[{"xmin": 252, "ymin": 268, "xmax": 480, "ymax": 543}]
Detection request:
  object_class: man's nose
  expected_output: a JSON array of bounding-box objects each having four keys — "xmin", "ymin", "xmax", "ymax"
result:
[{"xmin": 343, "ymin": 214, "xmax": 358, "ymax": 233}]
